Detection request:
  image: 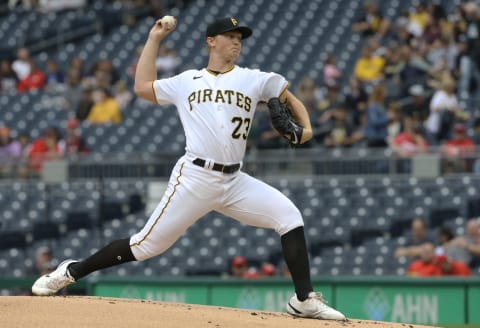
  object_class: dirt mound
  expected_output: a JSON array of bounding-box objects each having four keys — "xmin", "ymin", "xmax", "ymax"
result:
[{"xmin": 1, "ymin": 296, "xmax": 437, "ymax": 328}]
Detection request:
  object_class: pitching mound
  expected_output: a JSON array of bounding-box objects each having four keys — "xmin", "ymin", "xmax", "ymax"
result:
[{"xmin": 1, "ymin": 296, "xmax": 437, "ymax": 328}]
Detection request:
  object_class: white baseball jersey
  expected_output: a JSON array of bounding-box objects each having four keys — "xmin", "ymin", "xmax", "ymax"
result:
[
  {"xmin": 130, "ymin": 65, "xmax": 303, "ymax": 262},
  {"xmin": 152, "ymin": 65, "xmax": 288, "ymax": 163}
]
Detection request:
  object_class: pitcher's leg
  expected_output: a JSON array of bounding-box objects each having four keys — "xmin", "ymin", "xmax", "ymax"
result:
[
  {"xmin": 219, "ymin": 173, "xmax": 303, "ymax": 234},
  {"xmin": 220, "ymin": 173, "xmax": 346, "ymax": 320},
  {"xmin": 71, "ymin": 161, "xmax": 208, "ymax": 280},
  {"xmin": 281, "ymin": 227, "xmax": 312, "ymax": 300},
  {"xmin": 68, "ymin": 238, "xmax": 135, "ymax": 280},
  {"xmin": 219, "ymin": 173, "xmax": 311, "ymax": 298},
  {"xmin": 32, "ymin": 161, "xmax": 217, "ymax": 295},
  {"xmin": 130, "ymin": 162, "xmax": 215, "ymax": 260}
]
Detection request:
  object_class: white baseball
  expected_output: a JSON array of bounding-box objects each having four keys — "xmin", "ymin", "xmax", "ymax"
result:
[{"xmin": 161, "ymin": 15, "xmax": 175, "ymax": 29}]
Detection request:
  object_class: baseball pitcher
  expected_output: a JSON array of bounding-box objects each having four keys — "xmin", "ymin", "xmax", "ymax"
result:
[{"xmin": 32, "ymin": 16, "xmax": 345, "ymax": 321}]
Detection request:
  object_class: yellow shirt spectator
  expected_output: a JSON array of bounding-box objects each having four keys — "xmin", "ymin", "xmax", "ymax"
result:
[
  {"xmin": 354, "ymin": 47, "xmax": 385, "ymax": 82},
  {"xmin": 87, "ymin": 89, "xmax": 122, "ymax": 124}
]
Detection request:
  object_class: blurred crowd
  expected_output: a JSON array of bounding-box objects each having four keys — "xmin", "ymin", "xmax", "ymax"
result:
[
  {"xmin": 223, "ymin": 216, "xmax": 480, "ymax": 279},
  {"xmin": 2, "ymin": 0, "xmax": 480, "ymax": 178},
  {"xmin": 5, "ymin": 0, "xmax": 167, "ymax": 15},
  {"xmin": 395, "ymin": 217, "xmax": 480, "ymax": 276},
  {"xmin": 250, "ymin": 1, "xmax": 480, "ymax": 172},
  {"xmin": 0, "ymin": 26, "xmax": 181, "ymax": 177},
  {"xmin": 222, "ymin": 255, "xmax": 291, "ymax": 280}
]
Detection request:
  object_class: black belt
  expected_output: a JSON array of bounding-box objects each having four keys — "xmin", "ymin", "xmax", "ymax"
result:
[{"xmin": 192, "ymin": 158, "xmax": 240, "ymax": 174}]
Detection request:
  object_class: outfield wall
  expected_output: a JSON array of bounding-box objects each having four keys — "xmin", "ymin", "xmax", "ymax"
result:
[
  {"xmin": 3, "ymin": 276, "xmax": 479, "ymax": 325},
  {"xmin": 89, "ymin": 276, "xmax": 480, "ymax": 325}
]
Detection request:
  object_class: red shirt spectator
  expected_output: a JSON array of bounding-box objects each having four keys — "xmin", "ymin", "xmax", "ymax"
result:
[
  {"xmin": 442, "ymin": 124, "xmax": 476, "ymax": 157},
  {"xmin": 28, "ymin": 127, "xmax": 62, "ymax": 171},
  {"xmin": 392, "ymin": 118, "xmax": 429, "ymax": 157},
  {"xmin": 434, "ymin": 255, "xmax": 471, "ymax": 276},
  {"xmin": 230, "ymin": 256, "xmax": 248, "ymax": 278},
  {"xmin": 60, "ymin": 119, "xmax": 88, "ymax": 156},
  {"xmin": 17, "ymin": 61, "xmax": 46, "ymax": 93},
  {"xmin": 407, "ymin": 260, "xmax": 442, "ymax": 276},
  {"xmin": 442, "ymin": 124, "xmax": 476, "ymax": 172},
  {"xmin": 406, "ymin": 243, "xmax": 442, "ymax": 276}
]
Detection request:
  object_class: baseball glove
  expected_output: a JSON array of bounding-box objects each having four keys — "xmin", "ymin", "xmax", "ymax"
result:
[{"xmin": 267, "ymin": 97, "xmax": 303, "ymax": 145}]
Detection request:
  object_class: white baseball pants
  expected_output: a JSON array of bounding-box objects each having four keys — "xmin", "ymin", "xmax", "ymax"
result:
[{"xmin": 130, "ymin": 155, "xmax": 304, "ymax": 261}]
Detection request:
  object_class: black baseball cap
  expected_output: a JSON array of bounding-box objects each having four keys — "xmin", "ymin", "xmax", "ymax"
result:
[{"xmin": 206, "ymin": 17, "xmax": 252, "ymax": 39}]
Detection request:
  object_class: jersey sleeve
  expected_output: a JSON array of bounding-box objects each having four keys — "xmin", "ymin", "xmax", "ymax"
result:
[
  {"xmin": 152, "ymin": 75, "xmax": 182, "ymax": 105},
  {"xmin": 258, "ymin": 71, "xmax": 289, "ymax": 102}
]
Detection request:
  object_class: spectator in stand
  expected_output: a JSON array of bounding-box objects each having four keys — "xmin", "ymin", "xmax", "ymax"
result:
[
  {"xmin": 128, "ymin": 46, "xmax": 144, "ymax": 81},
  {"xmin": 27, "ymin": 126, "xmax": 63, "ymax": 173},
  {"xmin": 391, "ymin": 13, "xmax": 413, "ymax": 45},
  {"xmin": 75, "ymin": 87, "xmax": 94, "ymax": 121},
  {"xmin": 458, "ymin": 2, "xmax": 480, "ymax": 99},
  {"xmin": 15, "ymin": 132, "xmax": 31, "ymax": 179},
  {"xmin": 0, "ymin": 59, "xmax": 19, "ymax": 94},
  {"xmin": 97, "ymin": 58, "xmax": 120, "ymax": 86},
  {"xmin": 243, "ymin": 268, "xmax": 261, "ymax": 279},
  {"xmin": 317, "ymin": 84, "xmax": 344, "ymax": 114},
  {"xmin": 425, "ymin": 77, "xmax": 462, "ymax": 144},
  {"xmin": 397, "ymin": 45, "xmax": 428, "ymax": 92},
  {"xmin": 407, "ymin": 2, "xmax": 431, "ymax": 37},
  {"xmin": 473, "ymin": 117, "xmax": 480, "ymax": 145},
  {"xmin": 391, "ymin": 116, "xmax": 429, "ymax": 157},
  {"xmin": 314, "ymin": 85, "xmax": 346, "ymax": 143},
  {"xmin": 435, "ymin": 225, "xmax": 455, "ymax": 256},
  {"xmin": 323, "ymin": 54, "xmax": 341, "ymax": 88},
  {"xmin": 17, "ymin": 132, "xmax": 30, "ymax": 157},
  {"xmin": 86, "ymin": 87, "xmax": 122, "ymax": 125},
  {"xmin": 12, "ymin": 47, "xmax": 31, "ymax": 80},
  {"xmin": 0, "ymin": 126, "xmax": 22, "ymax": 178},
  {"xmin": 44, "ymin": 59, "xmax": 65, "ymax": 92},
  {"xmin": 353, "ymin": 46, "xmax": 385, "ymax": 84},
  {"xmin": 391, "ymin": 116, "xmax": 429, "ymax": 173},
  {"xmin": 37, "ymin": 0, "xmax": 87, "ymax": 13},
  {"xmin": 445, "ymin": 218, "xmax": 480, "ymax": 267},
  {"xmin": 363, "ymin": 84, "xmax": 389, "ymax": 147},
  {"xmin": 17, "ymin": 60, "xmax": 46, "ymax": 93},
  {"xmin": 386, "ymin": 101, "xmax": 402, "ymax": 146},
  {"xmin": 59, "ymin": 118, "xmax": 88, "ymax": 157},
  {"xmin": 260, "ymin": 262, "xmax": 277, "ymax": 277},
  {"xmin": 8, "ymin": 0, "xmax": 34, "ymax": 10},
  {"xmin": 68, "ymin": 56, "xmax": 86, "ymax": 79},
  {"xmin": 63, "ymin": 69, "xmax": 84, "ymax": 112},
  {"xmin": 352, "ymin": 1, "xmax": 390, "ymax": 38},
  {"xmin": 395, "ymin": 217, "xmax": 434, "ymax": 259},
  {"xmin": 28, "ymin": 246, "xmax": 58, "ymax": 276},
  {"xmin": 345, "ymin": 76, "xmax": 368, "ymax": 127},
  {"xmin": 455, "ymin": 33, "xmax": 474, "ymax": 100},
  {"xmin": 281, "ymin": 261, "xmax": 291, "ymax": 277},
  {"xmin": 382, "ymin": 43, "xmax": 404, "ymax": 101},
  {"xmin": 402, "ymin": 84, "xmax": 430, "ymax": 122},
  {"xmin": 295, "ymin": 76, "xmax": 320, "ymax": 115},
  {"xmin": 441, "ymin": 123, "xmax": 476, "ymax": 173},
  {"xmin": 322, "ymin": 105, "xmax": 356, "ymax": 148},
  {"xmin": 155, "ymin": 45, "xmax": 181, "ymax": 78},
  {"xmin": 406, "ymin": 242, "xmax": 442, "ymax": 276},
  {"xmin": 64, "ymin": 68, "xmax": 84, "ymax": 111},
  {"xmin": 230, "ymin": 256, "xmax": 248, "ymax": 278},
  {"xmin": 87, "ymin": 59, "xmax": 120, "ymax": 88},
  {"xmin": 114, "ymin": 80, "xmax": 134, "ymax": 110},
  {"xmin": 434, "ymin": 254, "xmax": 471, "ymax": 276}
]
